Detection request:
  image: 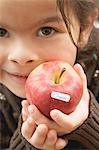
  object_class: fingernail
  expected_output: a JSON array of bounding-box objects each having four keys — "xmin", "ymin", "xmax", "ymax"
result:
[
  {"xmin": 21, "ymin": 100, "xmax": 24, "ymax": 106},
  {"xmin": 21, "ymin": 100, "xmax": 27, "ymax": 107},
  {"xmin": 50, "ymin": 110, "xmax": 59, "ymax": 119},
  {"xmin": 61, "ymin": 140, "xmax": 67, "ymax": 148},
  {"xmin": 28, "ymin": 105, "xmax": 35, "ymax": 114}
]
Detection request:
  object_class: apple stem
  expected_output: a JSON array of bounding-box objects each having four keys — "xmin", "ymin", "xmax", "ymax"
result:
[{"xmin": 55, "ymin": 68, "xmax": 66, "ymax": 84}]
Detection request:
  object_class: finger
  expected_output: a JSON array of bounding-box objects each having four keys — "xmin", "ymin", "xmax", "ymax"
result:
[
  {"xmin": 21, "ymin": 100, "xmax": 29, "ymax": 121},
  {"xmin": 55, "ymin": 138, "xmax": 68, "ymax": 150},
  {"xmin": 50, "ymin": 109, "xmax": 74, "ymax": 133},
  {"xmin": 28, "ymin": 105, "xmax": 67, "ymax": 135},
  {"xmin": 74, "ymin": 63, "xmax": 90, "ymax": 104},
  {"xmin": 50, "ymin": 109, "xmax": 84, "ymax": 134},
  {"xmin": 73, "ymin": 63, "xmax": 89, "ymax": 102},
  {"xmin": 73, "ymin": 63, "xmax": 87, "ymax": 90},
  {"xmin": 51, "ymin": 101, "xmax": 89, "ymax": 134},
  {"xmin": 29, "ymin": 124, "xmax": 48, "ymax": 148},
  {"xmin": 21, "ymin": 116, "xmax": 36, "ymax": 139},
  {"xmin": 44, "ymin": 130, "xmax": 57, "ymax": 147},
  {"xmin": 21, "ymin": 100, "xmax": 29, "ymax": 108},
  {"xmin": 28, "ymin": 104, "xmax": 56, "ymax": 128}
]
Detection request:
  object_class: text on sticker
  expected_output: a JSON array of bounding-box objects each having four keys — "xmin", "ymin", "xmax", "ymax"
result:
[{"xmin": 51, "ymin": 91, "xmax": 70, "ymax": 102}]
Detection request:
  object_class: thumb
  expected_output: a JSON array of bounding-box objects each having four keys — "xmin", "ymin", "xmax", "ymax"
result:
[
  {"xmin": 73, "ymin": 63, "xmax": 87, "ymax": 90},
  {"xmin": 73, "ymin": 63, "xmax": 89, "ymax": 103}
]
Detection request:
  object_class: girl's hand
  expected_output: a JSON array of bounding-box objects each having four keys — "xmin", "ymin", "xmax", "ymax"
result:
[
  {"xmin": 21, "ymin": 100, "xmax": 67, "ymax": 150},
  {"xmin": 26, "ymin": 64, "xmax": 90, "ymax": 136}
]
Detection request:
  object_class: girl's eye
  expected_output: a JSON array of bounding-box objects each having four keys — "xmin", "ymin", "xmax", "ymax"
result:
[
  {"xmin": 0, "ymin": 28, "xmax": 9, "ymax": 38},
  {"xmin": 38, "ymin": 27, "xmax": 56, "ymax": 37}
]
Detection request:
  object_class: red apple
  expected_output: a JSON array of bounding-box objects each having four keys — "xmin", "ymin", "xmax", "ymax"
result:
[{"xmin": 25, "ymin": 61, "xmax": 83, "ymax": 119}]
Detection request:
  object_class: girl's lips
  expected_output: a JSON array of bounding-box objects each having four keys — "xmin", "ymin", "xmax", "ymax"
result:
[{"xmin": 6, "ymin": 71, "xmax": 28, "ymax": 84}]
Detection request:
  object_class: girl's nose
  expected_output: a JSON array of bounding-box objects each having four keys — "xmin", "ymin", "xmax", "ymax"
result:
[
  {"xmin": 8, "ymin": 42, "xmax": 39, "ymax": 65},
  {"xmin": 8, "ymin": 54, "xmax": 39, "ymax": 65}
]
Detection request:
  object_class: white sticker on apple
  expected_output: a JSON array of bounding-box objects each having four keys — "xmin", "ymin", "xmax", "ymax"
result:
[{"xmin": 51, "ymin": 91, "xmax": 70, "ymax": 102}]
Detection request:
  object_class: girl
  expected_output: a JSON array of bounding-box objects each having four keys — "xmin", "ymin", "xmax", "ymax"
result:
[{"xmin": 0, "ymin": 0, "xmax": 99, "ymax": 149}]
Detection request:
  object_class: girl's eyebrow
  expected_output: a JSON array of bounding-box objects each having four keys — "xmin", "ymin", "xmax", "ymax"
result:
[
  {"xmin": 0, "ymin": 16, "xmax": 64, "ymax": 30},
  {"xmin": 35, "ymin": 16, "xmax": 64, "ymax": 25}
]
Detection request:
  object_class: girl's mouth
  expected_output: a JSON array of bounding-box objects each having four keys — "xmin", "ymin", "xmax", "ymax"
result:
[{"xmin": 6, "ymin": 71, "xmax": 28, "ymax": 85}]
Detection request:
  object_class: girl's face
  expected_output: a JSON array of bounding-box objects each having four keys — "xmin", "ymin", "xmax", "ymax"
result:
[{"xmin": 0, "ymin": 0, "xmax": 80, "ymax": 98}]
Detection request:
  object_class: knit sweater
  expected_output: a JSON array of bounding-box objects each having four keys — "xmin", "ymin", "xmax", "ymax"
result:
[{"xmin": 0, "ymin": 83, "xmax": 99, "ymax": 150}]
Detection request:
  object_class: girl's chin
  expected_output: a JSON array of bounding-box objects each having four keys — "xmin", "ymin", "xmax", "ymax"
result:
[{"xmin": 12, "ymin": 88, "xmax": 26, "ymax": 98}]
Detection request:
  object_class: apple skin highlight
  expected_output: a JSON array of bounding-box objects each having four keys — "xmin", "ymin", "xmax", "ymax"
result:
[{"xmin": 25, "ymin": 61, "xmax": 83, "ymax": 119}]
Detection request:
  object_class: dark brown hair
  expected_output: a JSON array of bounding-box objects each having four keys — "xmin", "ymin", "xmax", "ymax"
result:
[{"xmin": 57, "ymin": 0, "xmax": 96, "ymax": 48}]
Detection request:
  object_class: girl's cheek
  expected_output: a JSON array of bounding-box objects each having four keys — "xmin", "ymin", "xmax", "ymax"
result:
[
  {"xmin": 0, "ymin": 54, "xmax": 3, "ymax": 81},
  {"xmin": 0, "ymin": 53, "xmax": 4, "ymax": 67}
]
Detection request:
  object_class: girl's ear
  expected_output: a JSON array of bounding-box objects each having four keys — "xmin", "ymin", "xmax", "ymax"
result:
[{"xmin": 78, "ymin": 9, "xmax": 98, "ymax": 49}]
